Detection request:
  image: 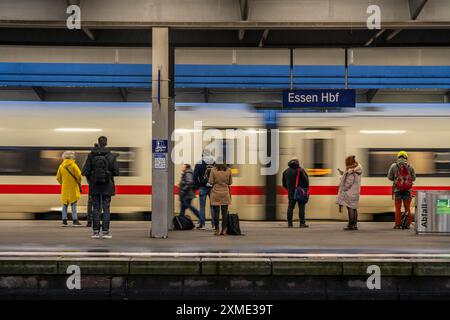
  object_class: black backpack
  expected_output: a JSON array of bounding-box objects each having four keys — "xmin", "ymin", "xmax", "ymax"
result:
[
  {"xmin": 173, "ymin": 215, "xmax": 195, "ymax": 230},
  {"xmin": 92, "ymin": 154, "xmax": 110, "ymax": 184},
  {"xmin": 226, "ymin": 213, "xmax": 242, "ymax": 235}
]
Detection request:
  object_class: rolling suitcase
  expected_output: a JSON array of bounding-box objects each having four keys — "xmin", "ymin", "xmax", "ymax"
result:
[
  {"xmin": 226, "ymin": 213, "xmax": 242, "ymax": 235},
  {"xmin": 173, "ymin": 215, "xmax": 195, "ymax": 230}
]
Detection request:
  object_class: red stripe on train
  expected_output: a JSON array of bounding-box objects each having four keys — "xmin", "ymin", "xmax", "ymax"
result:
[{"xmin": 0, "ymin": 185, "xmax": 450, "ymax": 195}]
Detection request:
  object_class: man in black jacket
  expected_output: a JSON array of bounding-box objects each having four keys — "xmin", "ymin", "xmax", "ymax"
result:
[
  {"xmin": 282, "ymin": 158, "xmax": 309, "ymax": 228},
  {"xmin": 82, "ymin": 136, "xmax": 120, "ymax": 239}
]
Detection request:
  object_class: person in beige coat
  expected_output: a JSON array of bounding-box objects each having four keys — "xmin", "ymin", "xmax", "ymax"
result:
[
  {"xmin": 336, "ymin": 155, "xmax": 362, "ymax": 230},
  {"xmin": 208, "ymin": 163, "xmax": 232, "ymax": 235}
]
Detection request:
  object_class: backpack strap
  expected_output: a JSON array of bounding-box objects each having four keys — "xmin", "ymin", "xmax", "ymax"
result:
[{"xmin": 295, "ymin": 168, "xmax": 300, "ymax": 188}]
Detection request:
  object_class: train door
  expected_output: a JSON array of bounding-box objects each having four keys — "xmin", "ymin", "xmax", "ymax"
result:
[
  {"xmin": 198, "ymin": 127, "xmax": 265, "ymax": 220},
  {"xmin": 277, "ymin": 128, "xmax": 344, "ymax": 220}
]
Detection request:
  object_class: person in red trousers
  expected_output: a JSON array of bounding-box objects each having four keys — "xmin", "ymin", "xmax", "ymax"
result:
[{"xmin": 387, "ymin": 151, "xmax": 416, "ymax": 229}]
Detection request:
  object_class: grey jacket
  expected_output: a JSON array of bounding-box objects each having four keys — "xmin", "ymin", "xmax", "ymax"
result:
[
  {"xmin": 336, "ymin": 164, "xmax": 362, "ymax": 210},
  {"xmin": 179, "ymin": 169, "xmax": 196, "ymax": 200},
  {"xmin": 387, "ymin": 158, "xmax": 416, "ymax": 192}
]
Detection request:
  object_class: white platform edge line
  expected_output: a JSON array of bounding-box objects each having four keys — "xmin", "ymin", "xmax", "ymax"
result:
[{"xmin": 0, "ymin": 252, "xmax": 449, "ymax": 259}]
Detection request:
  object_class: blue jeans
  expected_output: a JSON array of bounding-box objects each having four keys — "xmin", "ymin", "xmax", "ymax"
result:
[
  {"xmin": 92, "ymin": 194, "xmax": 111, "ymax": 234},
  {"xmin": 199, "ymin": 186, "xmax": 212, "ymax": 227},
  {"xmin": 180, "ymin": 197, "xmax": 201, "ymax": 223},
  {"xmin": 62, "ymin": 202, "xmax": 78, "ymax": 221}
]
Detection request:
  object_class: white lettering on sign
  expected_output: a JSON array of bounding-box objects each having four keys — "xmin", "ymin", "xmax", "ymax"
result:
[
  {"xmin": 288, "ymin": 92, "xmax": 342, "ymax": 104},
  {"xmin": 321, "ymin": 92, "xmax": 340, "ymax": 102},
  {"xmin": 288, "ymin": 92, "xmax": 319, "ymax": 103}
]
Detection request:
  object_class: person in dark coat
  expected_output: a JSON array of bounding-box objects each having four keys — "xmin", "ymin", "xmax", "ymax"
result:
[
  {"xmin": 179, "ymin": 164, "xmax": 201, "ymax": 225},
  {"xmin": 82, "ymin": 136, "xmax": 120, "ymax": 239},
  {"xmin": 282, "ymin": 158, "xmax": 309, "ymax": 228}
]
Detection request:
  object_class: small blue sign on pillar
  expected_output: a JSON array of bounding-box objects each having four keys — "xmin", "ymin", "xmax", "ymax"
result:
[
  {"xmin": 152, "ymin": 139, "xmax": 168, "ymax": 154},
  {"xmin": 152, "ymin": 139, "xmax": 168, "ymax": 170},
  {"xmin": 283, "ymin": 89, "xmax": 356, "ymax": 108}
]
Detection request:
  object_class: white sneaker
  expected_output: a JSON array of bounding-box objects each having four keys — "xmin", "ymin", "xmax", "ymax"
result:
[
  {"xmin": 102, "ymin": 234, "xmax": 112, "ymax": 239},
  {"xmin": 91, "ymin": 233, "xmax": 100, "ymax": 239}
]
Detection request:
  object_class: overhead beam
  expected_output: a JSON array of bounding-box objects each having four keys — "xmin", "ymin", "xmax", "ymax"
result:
[
  {"xmin": 238, "ymin": 0, "xmax": 249, "ymax": 41},
  {"xmin": 386, "ymin": 0, "xmax": 428, "ymax": 42},
  {"xmin": 0, "ymin": 21, "xmax": 448, "ymax": 30},
  {"xmin": 409, "ymin": 0, "xmax": 429, "ymax": 20},
  {"xmin": 385, "ymin": 29, "xmax": 403, "ymax": 41},
  {"xmin": 82, "ymin": 28, "xmax": 96, "ymax": 41},
  {"xmin": 32, "ymin": 86, "xmax": 46, "ymax": 101},
  {"xmin": 365, "ymin": 29, "xmax": 386, "ymax": 46},
  {"xmin": 365, "ymin": 89, "xmax": 379, "ymax": 103},
  {"xmin": 258, "ymin": 29, "xmax": 270, "ymax": 47}
]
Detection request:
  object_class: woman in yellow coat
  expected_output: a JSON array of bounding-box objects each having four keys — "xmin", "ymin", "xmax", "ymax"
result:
[{"xmin": 56, "ymin": 151, "xmax": 82, "ymax": 226}]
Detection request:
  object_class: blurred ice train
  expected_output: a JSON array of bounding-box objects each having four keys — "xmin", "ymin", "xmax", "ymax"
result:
[{"xmin": 0, "ymin": 101, "xmax": 449, "ymax": 220}]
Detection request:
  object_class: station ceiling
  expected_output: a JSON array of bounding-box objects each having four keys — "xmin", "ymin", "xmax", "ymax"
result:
[
  {"xmin": 0, "ymin": 0, "xmax": 449, "ymax": 48},
  {"xmin": 0, "ymin": 0, "xmax": 448, "ymax": 103}
]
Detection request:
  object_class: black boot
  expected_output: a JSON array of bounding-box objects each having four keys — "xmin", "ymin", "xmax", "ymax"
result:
[
  {"xmin": 62, "ymin": 219, "xmax": 68, "ymax": 226},
  {"xmin": 288, "ymin": 221, "xmax": 293, "ymax": 228},
  {"xmin": 86, "ymin": 221, "xmax": 92, "ymax": 227},
  {"xmin": 299, "ymin": 223, "xmax": 309, "ymax": 228}
]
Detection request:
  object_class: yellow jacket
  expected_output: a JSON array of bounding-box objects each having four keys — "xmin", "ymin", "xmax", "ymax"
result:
[{"xmin": 56, "ymin": 159, "xmax": 82, "ymax": 205}]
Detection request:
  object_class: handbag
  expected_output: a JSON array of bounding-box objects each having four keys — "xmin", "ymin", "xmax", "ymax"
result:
[
  {"xmin": 293, "ymin": 168, "xmax": 309, "ymax": 204},
  {"xmin": 64, "ymin": 166, "xmax": 83, "ymax": 193}
]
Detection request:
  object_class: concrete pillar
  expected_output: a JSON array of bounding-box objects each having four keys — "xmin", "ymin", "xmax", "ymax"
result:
[{"xmin": 151, "ymin": 27, "xmax": 174, "ymax": 238}]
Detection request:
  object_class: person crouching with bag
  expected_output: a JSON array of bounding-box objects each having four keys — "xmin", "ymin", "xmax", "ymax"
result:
[
  {"xmin": 56, "ymin": 151, "xmax": 82, "ymax": 226},
  {"xmin": 336, "ymin": 156, "xmax": 362, "ymax": 230}
]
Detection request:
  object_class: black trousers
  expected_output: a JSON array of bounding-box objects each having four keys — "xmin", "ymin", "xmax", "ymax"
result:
[
  {"xmin": 287, "ymin": 198, "xmax": 306, "ymax": 225},
  {"xmin": 212, "ymin": 205, "xmax": 228, "ymax": 231},
  {"xmin": 92, "ymin": 194, "xmax": 111, "ymax": 233},
  {"xmin": 87, "ymin": 195, "xmax": 93, "ymax": 223}
]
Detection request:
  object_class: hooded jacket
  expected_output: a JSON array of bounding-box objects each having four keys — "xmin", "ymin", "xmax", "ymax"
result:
[
  {"xmin": 336, "ymin": 164, "xmax": 362, "ymax": 209},
  {"xmin": 193, "ymin": 155, "xmax": 215, "ymax": 189},
  {"xmin": 387, "ymin": 157, "xmax": 416, "ymax": 192},
  {"xmin": 282, "ymin": 160, "xmax": 309, "ymax": 200},
  {"xmin": 82, "ymin": 146, "xmax": 120, "ymax": 196},
  {"xmin": 56, "ymin": 158, "xmax": 82, "ymax": 205}
]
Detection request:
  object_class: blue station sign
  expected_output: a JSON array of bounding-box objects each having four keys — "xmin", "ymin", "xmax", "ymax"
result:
[
  {"xmin": 152, "ymin": 139, "xmax": 168, "ymax": 154},
  {"xmin": 283, "ymin": 89, "xmax": 356, "ymax": 108}
]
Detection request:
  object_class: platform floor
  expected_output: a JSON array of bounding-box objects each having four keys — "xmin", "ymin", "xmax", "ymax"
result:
[{"xmin": 0, "ymin": 220, "xmax": 449, "ymax": 255}]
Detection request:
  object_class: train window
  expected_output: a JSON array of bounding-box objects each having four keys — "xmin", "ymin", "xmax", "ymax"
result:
[
  {"xmin": 0, "ymin": 147, "xmax": 136, "ymax": 176},
  {"xmin": 0, "ymin": 150, "xmax": 25, "ymax": 174},
  {"xmin": 112, "ymin": 150, "xmax": 136, "ymax": 176},
  {"xmin": 303, "ymin": 139, "xmax": 333, "ymax": 176},
  {"xmin": 39, "ymin": 150, "xmax": 90, "ymax": 175},
  {"xmin": 368, "ymin": 149, "xmax": 450, "ymax": 177}
]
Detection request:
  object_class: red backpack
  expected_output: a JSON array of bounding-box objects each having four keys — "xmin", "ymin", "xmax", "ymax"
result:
[{"xmin": 395, "ymin": 162, "xmax": 413, "ymax": 191}]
